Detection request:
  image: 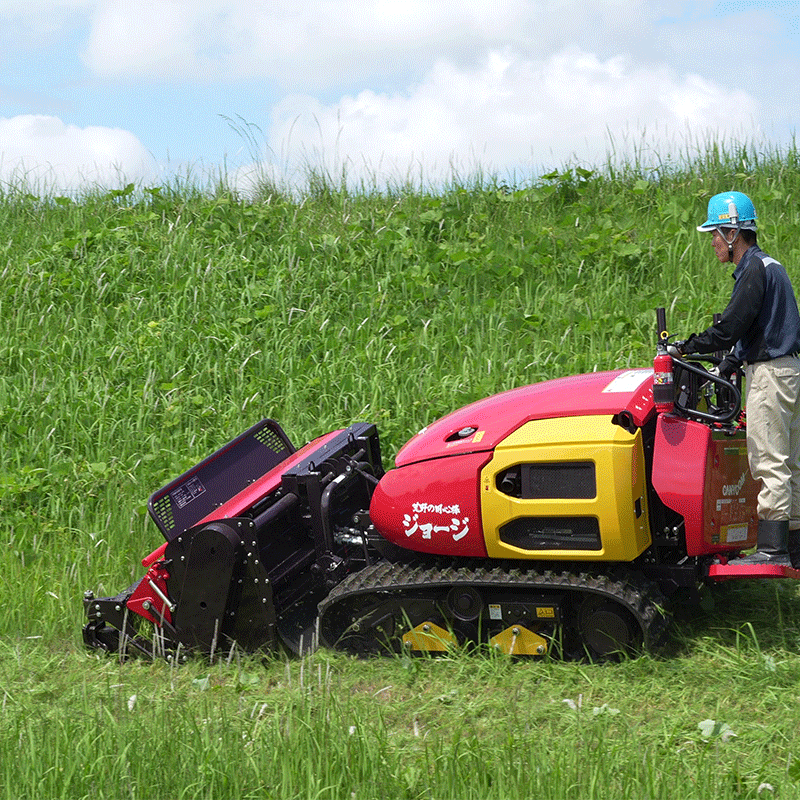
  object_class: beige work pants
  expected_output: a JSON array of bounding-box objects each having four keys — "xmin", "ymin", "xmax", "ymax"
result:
[{"xmin": 744, "ymin": 356, "xmax": 800, "ymax": 525}]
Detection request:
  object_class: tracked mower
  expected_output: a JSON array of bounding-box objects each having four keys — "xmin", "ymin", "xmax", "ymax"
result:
[{"xmin": 83, "ymin": 308, "xmax": 800, "ymax": 661}]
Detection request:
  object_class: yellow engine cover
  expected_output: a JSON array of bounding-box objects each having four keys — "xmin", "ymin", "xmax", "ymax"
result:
[{"xmin": 480, "ymin": 416, "xmax": 651, "ymax": 561}]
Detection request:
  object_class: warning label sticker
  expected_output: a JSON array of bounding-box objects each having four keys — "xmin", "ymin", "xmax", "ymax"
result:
[
  {"xmin": 725, "ymin": 524, "xmax": 749, "ymax": 544},
  {"xmin": 171, "ymin": 475, "xmax": 206, "ymax": 509},
  {"xmin": 602, "ymin": 369, "xmax": 651, "ymax": 394}
]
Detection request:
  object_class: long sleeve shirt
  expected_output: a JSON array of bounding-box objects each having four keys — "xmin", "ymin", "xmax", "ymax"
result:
[{"xmin": 684, "ymin": 245, "xmax": 800, "ymax": 365}]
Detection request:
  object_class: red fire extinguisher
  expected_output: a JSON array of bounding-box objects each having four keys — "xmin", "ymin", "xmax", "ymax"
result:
[
  {"xmin": 653, "ymin": 307, "xmax": 674, "ymax": 414},
  {"xmin": 652, "ymin": 350, "xmax": 674, "ymax": 414}
]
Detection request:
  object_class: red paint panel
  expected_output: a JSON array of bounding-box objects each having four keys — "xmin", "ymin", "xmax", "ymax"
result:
[
  {"xmin": 652, "ymin": 416, "xmax": 709, "ymax": 555},
  {"xmin": 396, "ymin": 370, "xmax": 655, "ymax": 467},
  {"xmin": 703, "ymin": 435, "xmax": 758, "ymax": 551},
  {"xmin": 652, "ymin": 416, "xmax": 758, "ymax": 556},
  {"xmin": 370, "ymin": 451, "xmax": 491, "ymax": 557}
]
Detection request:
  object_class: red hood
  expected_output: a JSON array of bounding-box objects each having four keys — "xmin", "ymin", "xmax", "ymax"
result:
[{"xmin": 395, "ymin": 369, "xmax": 655, "ymax": 467}]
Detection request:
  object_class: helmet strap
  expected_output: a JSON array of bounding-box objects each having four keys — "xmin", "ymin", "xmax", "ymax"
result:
[
  {"xmin": 726, "ymin": 202, "xmax": 739, "ymax": 261},
  {"xmin": 716, "ymin": 225, "xmax": 740, "ymax": 262}
]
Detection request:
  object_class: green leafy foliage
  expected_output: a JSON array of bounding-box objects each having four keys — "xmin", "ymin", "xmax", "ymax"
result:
[{"xmin": 3, "ymin": 143, "xmax": 800, "ymax": 797}]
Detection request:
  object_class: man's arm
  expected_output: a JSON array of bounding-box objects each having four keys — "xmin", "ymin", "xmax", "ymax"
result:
[{"xmin": 683, "ymin": 259, "xmax": 765, "ymax": 355}]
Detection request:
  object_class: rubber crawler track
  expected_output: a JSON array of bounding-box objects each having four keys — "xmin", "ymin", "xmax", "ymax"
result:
[{"xmin": 318, "ymin": 559, "xmax": 671, "ymax": 658}]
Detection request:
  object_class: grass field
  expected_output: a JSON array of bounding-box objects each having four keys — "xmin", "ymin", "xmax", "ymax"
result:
[{"xmin": 4, "ymin": 143, "xmax": 800, "ymax": 798}]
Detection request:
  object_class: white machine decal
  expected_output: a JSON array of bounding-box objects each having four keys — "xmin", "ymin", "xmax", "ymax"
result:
[{"xmin": 403, "ymin": 503, "xmax": 470, "ymax": 541}]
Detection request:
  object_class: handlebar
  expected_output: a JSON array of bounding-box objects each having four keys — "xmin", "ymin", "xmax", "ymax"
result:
[
  {"xmin": 654, "ymin": 307, "xmax": 742, "ymax": 425},
  {"xmin": 673, "ymin": 355, "xmax": 741, "ymax": 424}
]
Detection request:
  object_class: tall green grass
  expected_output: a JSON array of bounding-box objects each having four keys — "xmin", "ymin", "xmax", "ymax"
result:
[{"xmin": 4, "ymin": 144, "xmax": 800, "ymax": 797}]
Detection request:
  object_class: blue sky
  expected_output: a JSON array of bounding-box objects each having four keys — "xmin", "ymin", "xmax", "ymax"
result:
[{"xmin": 1, "ymin": 1, "xmax": 799, "ymax": 194}]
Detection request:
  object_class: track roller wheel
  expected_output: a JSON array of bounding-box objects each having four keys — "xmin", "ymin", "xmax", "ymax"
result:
[
  {"xmin": 446, "ymin": 586, "xmax": 483, "ymax": 622},
  {"xmin": 577, "ymin": 595, "xmax": 640, "ymax": 660}
]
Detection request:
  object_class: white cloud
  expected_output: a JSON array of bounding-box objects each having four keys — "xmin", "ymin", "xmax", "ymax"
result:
[
  {"xmin": 0, "ymin": 115, "xmax": 157, "ymax": 193},
  {"xmin": 0, "ymin": 1, "xmax": 782, "ymax": 192},
  {"xmin": 80, "ymin": 0, "xmax": 661, "ymax": 86},
  {"xmin": 263, "ymin": 47, "xmax": 761, "ymax": 187},
  {"xmin": 82, "ymin": 0, "xmax": 213, "ymax": 78},
  {"xmin": 0, "ymin": 0, "xmax": 93, "ymax": 48}
]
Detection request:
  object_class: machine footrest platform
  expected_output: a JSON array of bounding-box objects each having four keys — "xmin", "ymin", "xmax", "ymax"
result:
[{"xmin": 708, "ymin": 562, "xmax": 800, "ymax": 580}]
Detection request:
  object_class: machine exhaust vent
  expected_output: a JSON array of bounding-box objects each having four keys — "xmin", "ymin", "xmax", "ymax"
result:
[
  {"xmin": 499, "ymin": 516, "xmax": 602, "ymax": 551},
  {"xmin": 496, "ymin": 462, "xmax": 596, "ymax": 499}
]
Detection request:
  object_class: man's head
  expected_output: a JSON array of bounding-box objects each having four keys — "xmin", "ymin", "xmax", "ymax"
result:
[{"xmin": 697, "ymin": 191, "xmax": 757, "ymax": 263}]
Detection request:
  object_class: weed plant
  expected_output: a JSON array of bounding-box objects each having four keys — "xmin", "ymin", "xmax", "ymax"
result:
[{"xmin": 3, "ymin": 144, "xmax": 800, "ymax": 798}]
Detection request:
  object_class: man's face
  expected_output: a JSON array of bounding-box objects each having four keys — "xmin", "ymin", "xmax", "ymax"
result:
[{"xmin": 711, "ymin": 228, "xmax": 735, "ymax": 263}]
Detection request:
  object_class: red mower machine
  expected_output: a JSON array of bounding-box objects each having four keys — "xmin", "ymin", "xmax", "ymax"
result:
[{"xmin": 83, "ymin": 309, "xmax": 800, "ymax": 661}]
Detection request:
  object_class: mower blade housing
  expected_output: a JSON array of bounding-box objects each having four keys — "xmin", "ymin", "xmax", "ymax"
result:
[{"xmin": 83, "ymin": 419, "xmax": 383, "ymax": 659}]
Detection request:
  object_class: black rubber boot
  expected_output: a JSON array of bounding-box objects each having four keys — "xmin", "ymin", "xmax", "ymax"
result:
[
  {"xmin": 737, "ymin": 519, "xmax": 791, "ymax": 566},
  {"xmin": 788, "ymin": 528, "xmax": 800, "ymax": 569}
]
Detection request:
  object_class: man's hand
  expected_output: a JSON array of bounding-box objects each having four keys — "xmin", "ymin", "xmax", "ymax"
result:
[
  {"xmin": 666, "ymin": 333, "xmax": 697, "ymax": 358},
  {"xmin": 717, "ymin": 354, "xmax": 739, "ymax": 381},
  {"xmin": 666, "ymin": 341, "xmax": 687, "ymax": 358}
]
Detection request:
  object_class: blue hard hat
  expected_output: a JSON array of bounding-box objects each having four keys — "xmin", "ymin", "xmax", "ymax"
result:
[{"xmin": 697, "ymin": 191, "xmax": 757, "ymax": 232}]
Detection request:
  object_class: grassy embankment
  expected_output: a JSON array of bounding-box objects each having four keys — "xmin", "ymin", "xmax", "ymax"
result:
[{"xmin": 4, "ymin": 145, "xmax": 800, "ymax": 798}]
